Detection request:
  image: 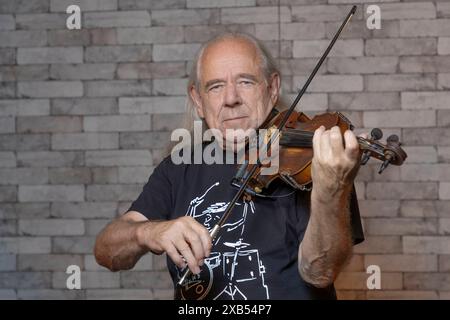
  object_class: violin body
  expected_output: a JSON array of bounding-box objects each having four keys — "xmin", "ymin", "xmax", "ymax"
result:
[{"xmin": 237, "ymin": 110, "xmax": 408, "ymax": 197}]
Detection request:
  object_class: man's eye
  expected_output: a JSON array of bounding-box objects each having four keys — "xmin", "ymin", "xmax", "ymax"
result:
[
  {"xmin": 209, "ymin": 85, "xmax": 223, "ymax": 92},
  {"xmin": 239, "ymin": 80, "xmax": 254, "ymax": 86}
]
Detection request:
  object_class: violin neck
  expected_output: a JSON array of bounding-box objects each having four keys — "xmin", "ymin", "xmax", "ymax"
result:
[
  {"xmin": 279, "ymin": 129, "xmax": 314, "ymax": 147},
  {"xmin": 279, "ymin": 129, "xmax": 368, "ymax": 150}
]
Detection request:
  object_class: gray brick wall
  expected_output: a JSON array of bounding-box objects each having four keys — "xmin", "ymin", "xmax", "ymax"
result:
[{"xmin": 0, "ymin": 0, "xmax": 449, "ymax": 300}]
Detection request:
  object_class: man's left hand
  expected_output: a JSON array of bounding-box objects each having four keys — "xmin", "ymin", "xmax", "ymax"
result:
[{"xmin": 311, "ymin": 125, "xmax": 361, "ymax": 202}]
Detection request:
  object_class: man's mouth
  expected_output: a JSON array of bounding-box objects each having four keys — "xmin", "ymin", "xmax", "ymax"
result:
[{"xmin": 223, "ymin": 116, "xmax": 248, "ymax": 122}]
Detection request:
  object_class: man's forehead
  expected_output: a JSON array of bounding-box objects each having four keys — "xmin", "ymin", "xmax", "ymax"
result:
[
  {"xmin": 204, "ymin": 37, "xmax": 258, "ymax": 56},
  {"xmin": 199, "ymin": 37, "xmax": 261, "ymax": 75}
]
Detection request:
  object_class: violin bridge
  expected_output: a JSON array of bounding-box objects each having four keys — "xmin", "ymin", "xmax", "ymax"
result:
[{"xmin": 264, "ymin": 125, "xmax": 279, "ymax": 145}]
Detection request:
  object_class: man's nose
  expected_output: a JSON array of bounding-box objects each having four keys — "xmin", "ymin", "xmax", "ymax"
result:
[{"xmin": 224, "ymin": 83, "xmax": 242, "ymax": 107}]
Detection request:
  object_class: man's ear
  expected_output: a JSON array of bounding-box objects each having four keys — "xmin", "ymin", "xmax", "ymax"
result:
[
  {"xmin": 189, "ymin": 85, "xmax": 205, "ymax": 119},
  {"xmin": 268, "ymin": 73, "xmax": 281, "ymax": 106}
]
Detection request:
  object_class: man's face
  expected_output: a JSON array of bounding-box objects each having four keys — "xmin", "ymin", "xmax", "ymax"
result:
[{"xmin": 190, "ymin": 38, "xmax": 280, "ymax": 143}]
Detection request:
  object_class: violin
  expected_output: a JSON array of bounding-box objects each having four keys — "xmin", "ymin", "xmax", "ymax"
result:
[{"xmin": 232, "ymin": 109, "xmax": 408, "ymax": 197}]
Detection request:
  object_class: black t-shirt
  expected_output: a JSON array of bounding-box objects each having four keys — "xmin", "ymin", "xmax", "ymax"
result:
[{"xmin": 128, "ymin": 155, "xmax": 364, "ymax": 300}]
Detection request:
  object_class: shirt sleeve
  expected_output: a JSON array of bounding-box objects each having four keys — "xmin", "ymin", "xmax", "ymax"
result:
[
  {"xmin": 349, "ymin": 184, "xmax": 365, "ymax": 245},
  {"xmin": 127, "ymin": 157, "xmax": 173, "ymax": 221}
]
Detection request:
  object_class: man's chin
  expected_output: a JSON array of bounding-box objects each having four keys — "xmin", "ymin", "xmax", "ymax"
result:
[
  {"xmin": 224, "ymin": 129, "xmax": 256, "ymax": 142},
  {"xmin": 222, "ymin": 123, "xmax": 248, "ymax": 132},
  {"xmin": 221, "ymin": 133, "xmax": 257, "ymax": 154},
  {"xmin": 220, "ymin": 140, "xmax": 246, "ymax": 154}
]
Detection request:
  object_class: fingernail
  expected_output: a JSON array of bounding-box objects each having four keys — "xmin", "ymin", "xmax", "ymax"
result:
[{"xmin": 199, "ymin": 259, "xmax": 204, "ymax": 266}]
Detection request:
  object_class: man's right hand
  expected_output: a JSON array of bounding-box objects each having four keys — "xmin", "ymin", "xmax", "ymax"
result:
[{"xmin": 136, "ymin": 216, "xmax": 212, "ymax": 275}]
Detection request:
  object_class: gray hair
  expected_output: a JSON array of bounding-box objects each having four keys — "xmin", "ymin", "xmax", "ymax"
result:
[{"xmin": 183, "ymin": 32, "xmax": 285, "ymax": 132}]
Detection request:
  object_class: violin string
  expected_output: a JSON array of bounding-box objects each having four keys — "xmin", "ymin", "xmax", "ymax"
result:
[
  {"xmin": 263, "ymin": 189, "xmax": 297, "ymax": 199},
  {"xmin": 283, "ymin": 129, "xmax": 314, "ymax": 137},
  {"xmin": 281, "ymin": 129, "xmax": 315, "ymax": 145}
]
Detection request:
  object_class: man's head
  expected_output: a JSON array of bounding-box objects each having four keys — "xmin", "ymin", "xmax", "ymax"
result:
[{"xmin": 187, "ymin": 33, "xmax": 281, "ymax": 142}]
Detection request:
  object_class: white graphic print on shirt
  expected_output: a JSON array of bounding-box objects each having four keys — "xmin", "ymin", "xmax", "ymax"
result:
[{"xmin": 177, "ymin": 182, "xmax": 270, "ymax": 300}]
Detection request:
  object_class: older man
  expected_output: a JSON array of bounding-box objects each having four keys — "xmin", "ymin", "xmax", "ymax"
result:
[{"xmin": 94, "ymin": 32, "xmax": 364, "ymax": 300}]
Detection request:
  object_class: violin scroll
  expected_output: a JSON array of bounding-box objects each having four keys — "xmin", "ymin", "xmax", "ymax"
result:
[{"xmin": 357, "ymin": 128, "xmax": 407, "ymax": 174}]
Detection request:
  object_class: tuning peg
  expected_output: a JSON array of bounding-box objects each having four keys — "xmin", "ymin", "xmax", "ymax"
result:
[
  {"xmin": 387, "ymin": 134, "xmax": 399, "ymax": 144},
  {"xmin": 378, "ymin": 152, "xmax": 394, "ymax": 174},
  {"xmin": 378, "ymin": 159, "xmax": 390, "ymax": 174},
  {"xmin": 361, "ymin": 151, "xmax": 371, "ymax": 165},
  {"xmin": 370, "ymin": 128, "xmax": 383, "ymax": 141}
]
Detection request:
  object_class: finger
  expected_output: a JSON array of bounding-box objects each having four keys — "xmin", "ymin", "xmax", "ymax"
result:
[
  {"xmin": 190, "ymin": 223, "xmax": 212, "ymax": 258},
  {"xmin": 165, "ymin": 242, "xmax": 185, "ymax": 269},
  {"xmin": 183, "ymin": 216, "xmax": 211, "ymax": 258},
  {"xmin": 320, "ymin": 129, "xmax": 332, "ymax": 160},
  {"xmin": 312, "ymin": 125, "xmax": 325, "ymax": 160},
  {"xmin": 184, "ymin": 228, "xmax": 206, "ymax": 264},
  {"xmin": 329, "ymin": 126, "xmax": 344, "ymax": 156},
  {"xmin": 173, "ymin": 238, "xmax": 200, "ymax": 275},
  {"xmin": 344, "ymin": 130, "xmax": 359, "ymax": 160}
]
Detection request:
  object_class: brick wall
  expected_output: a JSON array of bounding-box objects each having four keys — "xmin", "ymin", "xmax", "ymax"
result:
[{"xmin": 0, "ymin": 0, "xmax": 449, "ymax": 300}]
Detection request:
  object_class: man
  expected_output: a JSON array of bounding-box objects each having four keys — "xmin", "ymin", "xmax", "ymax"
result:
[{"xmin": 94, "ymin": 32, "xmax": 364, "ymax": 300}]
